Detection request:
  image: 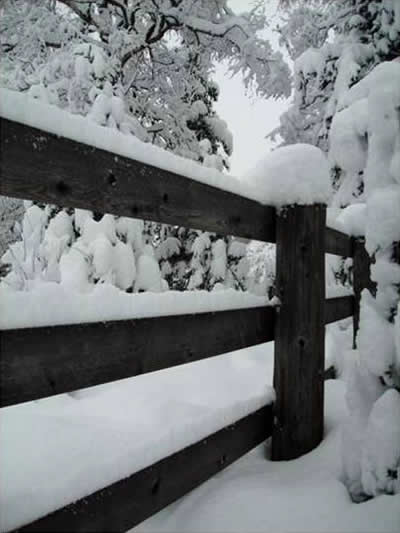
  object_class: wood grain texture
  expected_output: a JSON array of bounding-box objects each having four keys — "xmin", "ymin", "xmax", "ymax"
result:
[
  {"xmin": 272, "ymin": 205, "xmax": 326, "ymax": 460},
  {"xmin": 0, "ymin": 118, "xmax": 276, "ymax": 242},
  {"xmin": 14, "ymin": 405, "xmax": 273, "ymax": 533},
  {"xmin": 324, "ymin": 295, "xmax": 354, "ymax": 325},
  {"xmin": 0, "ymin": 306, "xmax": 274, "ymax": 407},
  {"xmin": 325, "ymin": 227, "xmax": 353, "ymax": 257},
  {"xmin": 352, "ymin": 238, "xmax": 376, "ymax": 348}
]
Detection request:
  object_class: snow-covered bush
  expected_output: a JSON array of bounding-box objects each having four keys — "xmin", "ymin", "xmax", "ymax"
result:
[
  {"xmin": 1, "ymin": 205, "xmax": 164, "ymax": 294},
  {"xmin": 333, "ymin": 59, "xmax": 400, "ymax": 501},
  {"xmin": 0, "ymin": 196, "xmax": 24, "ymax": 266}
]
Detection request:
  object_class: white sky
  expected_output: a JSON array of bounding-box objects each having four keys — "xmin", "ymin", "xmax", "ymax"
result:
[{"xmin": 213, "ymin": 0, "xmax": 290, "ymax": 177}]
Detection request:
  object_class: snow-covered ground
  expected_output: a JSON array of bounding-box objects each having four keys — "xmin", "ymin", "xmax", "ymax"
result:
[
  {"xmin": 138, "ymin": 380, "xmax": 400, "ymax": 533},
  {"xmin": 1, "ymin": 330, "xmax": 399, "ymax": 532}
]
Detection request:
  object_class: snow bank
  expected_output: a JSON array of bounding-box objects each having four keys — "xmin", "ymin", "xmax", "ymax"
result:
[
  {"xmin": 0, "ymin": 283, "xmax": 269, "ymax": 329},
  {"xmin": 246, "ymin": 144, "xmax": 332, "ymax": 207},
  {"xmin": 361, "ymin": 389, "xmax": 400, "ymax": 496},
  {"xmin": 0, "ymin": 88, "xmax": 258, "ymax": 202}
]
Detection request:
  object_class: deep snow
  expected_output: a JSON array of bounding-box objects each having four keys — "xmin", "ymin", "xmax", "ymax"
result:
[
  {"xmin": 1, "ymin": 332, "xmax": 399, "ymax": 532},
  {"xmin": 137, "ymin": 380, "xmax": 400, "ymax": 533}
]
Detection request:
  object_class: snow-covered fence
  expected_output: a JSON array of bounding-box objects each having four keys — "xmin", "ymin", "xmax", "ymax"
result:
[
  {"xmin": 0, "ymin": 116, "xmax": 366, "ymax": 531},
  {"xmin": 1, "ymin": 306, "xmax": 274, "ymax": 407},
  {"xmin": 1, "ymin": 117, "xmax": 275, "ymax": 242}
]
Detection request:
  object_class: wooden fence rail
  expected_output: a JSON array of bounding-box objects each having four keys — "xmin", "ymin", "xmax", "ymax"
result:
[
  {"xmin": 0, "ymin": 306, "xmax": 274, "ymax": 408},
  {"xmin": 325, "ymin": 295, "xmax": 354, "ymax": 325},
  {"xmin": 0, "ymin": 118, "xmax": 276, "ymax": 242},
  {"xmin": 0, "ymin": 115, "xmax": 364, "ymax": 532},
  {"xmin": 1, "ymin": 118, "xmax": 352, "ymax": 258},
  {"xmin": 1, "ymin": 296, "xmax": 353, "ymax": 408},
  {"xmin": 325, "ymin": 226, "xmax": 354, "ymax": 257}
]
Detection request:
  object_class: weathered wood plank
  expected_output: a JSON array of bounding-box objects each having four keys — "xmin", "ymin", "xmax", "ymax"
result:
[
  {"xmin": 0, "ymin": 306, "xmax": 274, "ymax": 408},
  {"xmin": 272, "ymin": 205, "xmax": 326, "ymax": 460},
  {"xmin": 13, "ymin": 405, "xmax": 273, "ymax": 533},
  {"xmin": 325, "ymin": 227, "xmax": 353, "ymax": 257},
  {"xmin": 352, "ymin": 238, "xmax": 376, "ymax": 348},
  {"xmin": 0, "ymin": 118, "xmax": 276, "ymax": 242},
  {"xmin": 324, "ymin": 295, "xmax": 354, "ymax": 325}
]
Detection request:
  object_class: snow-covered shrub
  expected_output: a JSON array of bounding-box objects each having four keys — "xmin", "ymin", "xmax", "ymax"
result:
[
  {"xmin": 1, "ymin": 205, "xmax": 163, "ymax": 294},
  {"xmin": 330, "ymin": 60, "xmax": 400, "ymax": 501},
  {"xmin": 0, "ymin": 196, "xmax": 24, "ymax": 267}
]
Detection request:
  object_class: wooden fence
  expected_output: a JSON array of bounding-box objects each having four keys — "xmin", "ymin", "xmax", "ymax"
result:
[{"xmin": 0, "ymin": 117, "xmax": 373, "ymax": 532}]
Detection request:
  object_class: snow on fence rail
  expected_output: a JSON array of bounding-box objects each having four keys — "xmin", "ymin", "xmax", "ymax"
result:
[
  {"xmin": 1, "ymin": 297, "xmax": 353, "ymax": 409},
  {"xmin": 0, "ymin": 115, "xmax": 373, "ymax": 532},
  {"xmin": 2, "ymin": 116, "xmax": 348, "ymax": 256}
]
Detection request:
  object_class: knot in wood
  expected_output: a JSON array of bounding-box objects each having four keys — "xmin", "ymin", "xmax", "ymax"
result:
[
  {"xmin": 219, "ymin": 454, "xmax": 227, "ymax": 466},
  {"xmin": 107, "ymin": 172, "xmax": 117, "ymax": 187},
  {"xmin": 55, "ymin": 180, "xmax": 70, "ymax": 195},
  {"xmin": 298, "ymin": 336, "xmax": 306, "ymax": 348},
  {"xmin": 151, "ymin": 478, "xmax": 160, "ymax": 495}
]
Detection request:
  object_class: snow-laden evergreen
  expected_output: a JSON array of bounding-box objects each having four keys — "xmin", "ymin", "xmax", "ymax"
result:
[
  {"xmin": 329, "ymin": 60, "xmax": 400, "ymax": 501},
  {"xmin": 273, "ymin": 1, "xmax": 400, "ymax": 204}
]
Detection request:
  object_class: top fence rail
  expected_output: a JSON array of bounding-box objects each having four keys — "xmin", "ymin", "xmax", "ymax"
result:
[{"xmin": 0, "ymin": 117, "xmax": 353, "ymax": 257}]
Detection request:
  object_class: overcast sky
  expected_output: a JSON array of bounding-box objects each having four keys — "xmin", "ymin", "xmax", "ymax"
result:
[{"xmin": 213, "ymin": 0, "xmax": 290, "ymax": 177}]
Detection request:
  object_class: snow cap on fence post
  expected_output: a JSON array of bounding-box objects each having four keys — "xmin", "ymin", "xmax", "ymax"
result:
[{"xmin": 246, "ymin": 143, "xmax": 331, "ymax": 207}]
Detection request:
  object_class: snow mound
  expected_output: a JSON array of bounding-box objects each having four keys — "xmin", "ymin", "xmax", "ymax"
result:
[
  {"xmin": 336, "ymin": 204, "xmax": 367, "ymax": 237},
  {"xmin": 247, "ymin": 144, "xmax": 332, "ymax": 207},
  {"xmin": 361, "ymin": 389, "xmax": 400, "ymax": 496}
]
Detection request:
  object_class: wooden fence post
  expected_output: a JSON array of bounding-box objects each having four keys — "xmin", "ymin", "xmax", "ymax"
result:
[
  {"xmin": 272, "ymin": 204, "xmax": 326, "ymax": 461},
  {"xmin": 352, "ymin": 237, "xmax": 376, "ymax": 349}
]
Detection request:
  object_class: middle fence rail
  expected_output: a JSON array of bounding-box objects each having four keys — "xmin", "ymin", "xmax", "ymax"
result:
[{"xmin": 0, "ymin": 116, "xmax": 367, "ymax": 532}]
